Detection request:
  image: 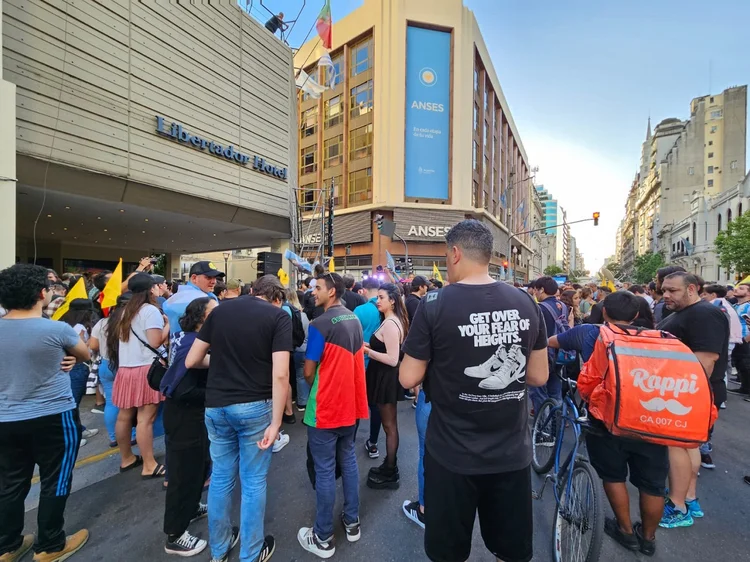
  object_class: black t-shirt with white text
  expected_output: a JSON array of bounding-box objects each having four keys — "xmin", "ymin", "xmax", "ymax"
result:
[
  {"xmin": 657, "ymin": 299, "xmax": 729, "ymax": 405},
  {"xmin": 402, "ymin": 282, "xmax": 548, "ymax": 475},
  {"xmin": 198, "ymin": 296, "xmax": 293, "ymax": 408}
]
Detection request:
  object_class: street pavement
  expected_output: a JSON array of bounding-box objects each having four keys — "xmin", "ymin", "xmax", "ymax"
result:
[{"xmin": 23, "ymin": 393, "xmax": 750, "ymax": 561}]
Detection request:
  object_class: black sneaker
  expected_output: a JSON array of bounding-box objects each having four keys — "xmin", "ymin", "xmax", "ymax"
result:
[
  {"xmin": 165, "ymin": 530, "xmax": 208, "ymax": 557},
  {"xmin": 633, "ymin": 522, "xmax": 656, "ymax": 556},
  {"xmin": 744, "ymin": 475, "xmax": 750, "ymax": 486},
  {"xmin": 190, "ymin": 502, "xmax": 208, "ymax": 523},
  {"xmin": 283, "ymin": 413, "xmax": 296, "ymax": 425},
  {"xmin": 256, "ymin": 535, "xmax": 275, "ymax": 562},
  {"xmin": 367, "ymin": 462, "xmax": 399, "ymax": 489},
  {"xmin": 340, "ymin": 513, "xmax": 361, "ymax": 542},
  {"xmin": 296, "ymin": 403, "xmax": 306, "ymax": 412},
  {"xmin": 402, "ymin": 500, "xmax": 425, "ymax": 529},
  {"xmin": 364, "ymin": 439, "xmax": 379, "ymax": 459},
  {"xmin": 727, "ymin": 387, "xmax": 750, "ymax": 396},
  {"xmin": 209, "ymin": 526, "xmax": 240, "ymax": 562},
  {"xmin": 603, "ymin": 517, "xmax": 638, "ymax": 552},
  {"xmin": 700, "ymin": 453, "xmax": 716, "ymax": 469},
  {"xmin": 297, "ymin": 527, "xmax": 335, "ymax": 559}
]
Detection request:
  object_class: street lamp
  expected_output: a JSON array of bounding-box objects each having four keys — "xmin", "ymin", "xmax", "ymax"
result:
[{"xmin": 222, "ymin": 251, "xmax": 230, "ymax": 276}]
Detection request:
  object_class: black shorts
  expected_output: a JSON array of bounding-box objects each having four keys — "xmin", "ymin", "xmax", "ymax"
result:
[
  {"xmin": 585, "ymin": 429, "xmax": 668, "ymax": 497},
  {"xmin": 423, "ymin": 450, "xmax": 532, "ymax": 562}
]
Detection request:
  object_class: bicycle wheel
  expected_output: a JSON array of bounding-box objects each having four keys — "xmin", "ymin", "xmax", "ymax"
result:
[
  {"xmin": 552, "ymin": 460, "xmax": 604, "ymax": 562},
  {"xmin": 531, "ymin": 398, "xmax": 559, "ymax": 474}
]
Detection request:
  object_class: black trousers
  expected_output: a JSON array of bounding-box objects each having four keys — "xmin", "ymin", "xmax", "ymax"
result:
[
  {"xmin": 733, "ymin": 342, "xmax": 750, "ymax": 393},
  {"xmin": 0, "ymin": 410, "xmax": 81, "ymax": 555},
  {"xmin": 163, "ymin": 399, "xmax": 210, "ymax": 537}
]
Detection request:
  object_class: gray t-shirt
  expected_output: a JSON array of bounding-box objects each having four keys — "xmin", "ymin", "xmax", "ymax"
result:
[{"xmin": 0, "ymin": 317, "xmax": 81, "ymax": 422}]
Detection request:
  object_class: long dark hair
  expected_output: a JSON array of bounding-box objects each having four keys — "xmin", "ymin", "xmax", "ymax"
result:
[
  {"xmin": 60, "ymin": 300, "xmax": 99, "ymax": 336},
  {"xmin": 179, "ymin": 297, "xmax": 212, "ymax": 333},
  {"xmin": 105, "ymin": 296, "xmax": 131, "ymax": 371},
  {"xmin": 379, "ymin": 282, "xmax": 409, "ymax": 339},
  {"xmin": 117, "ymin": 290, "xmax": 156, "ymax": 342}
]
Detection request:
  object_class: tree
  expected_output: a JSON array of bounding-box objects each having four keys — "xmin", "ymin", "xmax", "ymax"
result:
[
  {"xmin": 632, "ymin": 251, "xmax": 665, "ymax": 285},
  {"xmin": 544, "ymin": 265, "xmax": 565, "ymax": 276},
  {"xmin": 715, "ymin": 212, "xmax": 750, "ymax": 276},
  {"xmin": 152, "ymin": 254, "xmax": 167, "ymax": 277}
]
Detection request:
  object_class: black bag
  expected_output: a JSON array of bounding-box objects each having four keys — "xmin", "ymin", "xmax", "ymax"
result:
[
  {"xmin": 287, "ymin": 303, "xmax": 306, "ymax": 348},
  {"xmin": 130, "ymin": 328, "xmax": 168, "ymax": 391}
]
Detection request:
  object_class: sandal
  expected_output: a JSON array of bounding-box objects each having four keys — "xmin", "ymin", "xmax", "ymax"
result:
[
  {"xmin": 119, "ymin": 455, "xmax": 143, "ymax": 473},
  {"xmin": 142, "ymin": 463, "xmax": 166, "ymax": 479}
]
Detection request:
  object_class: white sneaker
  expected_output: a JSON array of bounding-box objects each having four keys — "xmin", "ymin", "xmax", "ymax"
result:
[
  {"xmin": 273, "ymin": 432, "xmax": 290, "ymax": 453},
  {"xmin": 298, "ymin": 527, "xmax": 335, "ymax": 559},
  {"xmin": 164, "ymin": 530, "xmax": 207, "ymax": 557},
  {"xmin": 464, "ymin": 346, "xmax": 507, "ymax": 379},
  {"xmin": 81, "ymin": 429, "xmax": 99, "ymax": 439},
  {"xmin": 79, "ymin": 438, "xmax": 88, "ymax": 448}
]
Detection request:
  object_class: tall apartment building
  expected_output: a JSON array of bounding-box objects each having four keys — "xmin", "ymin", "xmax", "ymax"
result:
[
  {"xmin": 295, "ymin": 0, "xmax": 536, "ymax": 281},
  {"xmin": 536, "ymin": 185, "xmax": 558, "ymax": 235},
  {"xmin": 535, "ymin": 184, "xmax": 569, "ymax": 270}
]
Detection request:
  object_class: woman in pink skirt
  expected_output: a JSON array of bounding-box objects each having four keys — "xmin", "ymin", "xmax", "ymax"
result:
[{"xmin": 108, "ymin": 273, "xmax": 169, "ymax": 477}]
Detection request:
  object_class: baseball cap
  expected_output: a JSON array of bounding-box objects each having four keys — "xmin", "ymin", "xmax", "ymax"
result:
[
  {"xmin": 189, "ymin": 261, "xmax": 224, "ymax": 278},
  {"xmin": 151, "ymin": 274, "xmax": 166, "ymax": 284},
  {"xmin": 128, "ymin": 272, "xmax": 157, "ymax": 293},
  {"xmin": 226, "ymin": 278, "xmax": 242, "ymax": 290},
  {"xmin": 69, "ymin": 298, "xmax": 94, "ymax": 312}
]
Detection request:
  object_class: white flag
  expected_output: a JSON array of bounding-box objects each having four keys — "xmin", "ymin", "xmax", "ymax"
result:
[
  {"xmin": 318, "ymin": 53, "xmax": 336, "ymax": 87},
  {"xmin": 295, "ymin": 69, "xmax": 326, "ymax": 99}
]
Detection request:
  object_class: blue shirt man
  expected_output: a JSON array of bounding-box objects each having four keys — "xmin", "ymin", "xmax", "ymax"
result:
[
  {"xmin": 163, "ymin": 261, "xmax": 222, "ymax": 337},
  {"xmin": 353, "ymin": 279, "xmax": 381, "ymax": 368}
]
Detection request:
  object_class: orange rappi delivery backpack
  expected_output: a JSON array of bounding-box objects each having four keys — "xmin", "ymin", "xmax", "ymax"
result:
[{"xmin": 577, "ymin": 323, "xmax": 718, "ymax": 448}]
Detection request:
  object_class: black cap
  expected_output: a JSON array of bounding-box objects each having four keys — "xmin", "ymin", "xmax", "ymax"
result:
[
  {"xmin": 116, "ymin": 293, "xmax": 133, "ymax": 307},
  {"xmin": 69, "ymin": 298, "xmax": 94, "ymax": 311},
  {"xmin": 128, "ymin": 272, "xmax": 156, "ymax": 294},
  {"xmin": 151, "ymin": 274, "xmax": 166, "ymax": 284},
  {"xmin": 189, "ymin": 261, "xmax": 224, "ymax": 278},
  {"xmin": 411, "ymin": 275, "xmax": 429, "ymax": 289}
]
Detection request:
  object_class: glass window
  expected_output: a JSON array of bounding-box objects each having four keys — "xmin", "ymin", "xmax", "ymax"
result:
[
  {"xmin": 349, "ymin": 124, "xmax": 373, "ymax": 160},
  {"xmin": 710, "ymin": 125, "xmax": 717, "ymax": 133},
  {"xmin": 348, "ymin": 168, "xmax": 372, "ymax": 205},
  {"xmin": 709, "ymin": 140, "xmax": 713, "ymax": 146},
  {"xmin": 327, "ymin": 55, "xmax": 343, "ymax": 86},
  {"xmin": 324, "ymin": 95, "xmax": 343, "ymax": 128},
  {"xmin": 473, "ymin": 141, "xmax": 479, "ymax": 171},
  {"xmin": 324, "ymin": 135, "xmax": 343, "ymax": 168},
  {"xmin": 484, "ymin": 156, "xmax": 490, "ymax": 185},
  {"xmin": 300, "ymin": 183, "xmax": 317, "ymax": 211},
  {"xmin": 731, "ymin": 160, "xmax": 739, "ymax": 170},
  {"xmin": 350, "ymin": 38, "xmax": 372, "ymax": 76},
  {"xmin": 711, "ymin": 110, "xmax": 722, "ymax": 119},
  {"xmin": 484, "ymin": 120, "xmax": 489, "ymax": 148},
  {"xmin": 301, "ymin": 107, "xmax": 317, "ymax": 138},
  {"xmin": 708, "ymin": 166, "xmax": 714, "ymax": 174},
  {"xmin": 484, "ymin": 85, "xmax": 489, "ymax": 114},
  {"xmin": 688, "ymin": 166, "xmax": 694, "ymax": 175},
  {"xmin": 472, "ymin": 180, "xmax": 479, "ymax": 207},
  {"xmin": 301, "ymin": 145, "xmax": 317, "ymax": 175},
  {"xmin": 474, "ymin": 67, "xmax": 479, "ymax": 93},
  {"xmin": 708, "ymin": 179, "xmax": 714, "ymax": 187},
  {"xmin": 350, "ymin": 80, "xmax": 373, "ymax": 119},
  {"xmin": 473, "ymin": 103, "xmax": 479, "ymax": 131},
  {"xmin": 708, "ymin": 152, "xmax": 714, "ymax": 158}
]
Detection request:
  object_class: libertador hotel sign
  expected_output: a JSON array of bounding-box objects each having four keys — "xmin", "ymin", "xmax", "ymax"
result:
[{"xmin": 156, "ymin": 116, "xmax": 288, "ymax": 181}]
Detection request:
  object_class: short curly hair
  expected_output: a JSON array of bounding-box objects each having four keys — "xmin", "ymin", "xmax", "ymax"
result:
[{"xmin": 0, "ymin": 264, "xmax": 49, "ymax": 310}]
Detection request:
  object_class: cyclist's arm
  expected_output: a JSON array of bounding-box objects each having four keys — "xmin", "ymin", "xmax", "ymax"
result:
[
  {"xmin": 548, "ymin": 335, "xmax": 560, "ymax": 348},
  {"xmin": 526, "ymin": 348, "xmax": 549, "ymax": 387}
]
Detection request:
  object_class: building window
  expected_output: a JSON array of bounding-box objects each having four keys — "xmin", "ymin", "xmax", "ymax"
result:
[
  {"xmin": 711, "ymin": 110, "xmax": 722, "ymax": 119},
  {"xmin": 348, "ymin": 168, "xmax": 372, "ymax": 205},
  {"xmin": 484, "ymin": 120, "xmax": 489, "ymax": 148},
  {"xmin": 300, "ymin": 183, "xmax": 317, "ymax": 211},
  {"xmin": 473, "ymin": 103, "xmax": 479, "ymax": 131},
  {"xmin": 301, "ymin": 107, "xmax": 317, "ymax": 138},
  {"xmin": 472, "ymin": 180, "xmax": 479, "ymax": 207},
  {"xmin": 324, "ymin": 95, "xmax": 343, "ymax": 128},
  {"xmin": 328, "ymin": 175, "xmax": 343, "ymax": 206},
  {"xmin": 327, "ymin": 55, "xmax": 343, "ymax": 86},
  {"xmin": 692, "ymin": 222, "xmax": 696, "ymax": 245},
  {"xmin": 717, "ymin": 213, "xmax": 722, "ymax": 231},
  {"xmin": 349, "ymin": 124, "xmax": 373, "ymax": 160},
  {"xmin": 301, "ymin": 145, "xmax": 317, "ymax": 175},
  {"xmin": 484, "ymin": 156, "xmax": 490, "ymax": 185},
  {"xmin": 474, "ymin": 67, "xmax": 479, "ymax": 93},
  {"xmin": 708, "ymin": 140, "xmax": 713, "ymax": 146},
  {"xmin": 350, "ymin": 80, "xmax": 373, "ymax": 118},
  {"xmin": 710, "ymin": 125, "xmax": 717, "ymax": 133},
  {"xmin": 708, "ymin": 152, "xmax": 714, "ymax": 158},
  {"xmin": 473, "ymin": 141, "xmax": 479, "ymax": 171},
  {"xmin": 350, "ymin": 38, "xmax": 372, "ymax": 76},
  {"xmin": 731, "ymin": 160, "xmax": 739, "ymax": 170},
  {"xmin": 324, "ymin": 135, "xmax": 343, "ymax": 168},
  {"xmin": 708, "ymin": 166, "xmax": 714, "ymax": 174},
  {"xmin": 739, "ymin": 203, "xmax": 743, "ymax": 217},
  {"xmin": 710, "ymin": 96, "xmax": 714, "ymax": 103},
  {"xmin": 708, "ymin": 179, "xmax": 714, "ymax": 187},
  {"xmin": 728, "ymin": 209, "xmax": 733, "ymax": 223},
  {"xmin": 484, "ymin": 86, "xmax": 489, "ymax": 114},
  {"xmin": 688, "ymin": 167, "xmax": 695, "ymax": 175}
]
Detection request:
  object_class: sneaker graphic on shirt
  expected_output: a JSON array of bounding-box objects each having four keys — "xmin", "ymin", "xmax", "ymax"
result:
[{"xmin": 464, "ymin": 346, "xmax": 508, "ymax": 379}]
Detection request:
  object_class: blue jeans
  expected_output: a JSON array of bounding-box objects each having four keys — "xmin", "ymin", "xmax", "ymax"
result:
[
  {"xmin": 205, "ymin": 401, "xmax": 273, "ymax": 561},
  {"xmin": 529, "ymin": 363, "xmax": 562, "ymax": 414},
  {"xmin": 294, "ymin": 351, "xmax": 311, "ymax": 407},
  {"xmin": 69, "ymin": 363, "xmax": 89, "ymax": 431},
  {"xmin": 415, "ymin": 391, "xmax": 432, "ymax": 507},
  {"xmin": 307, "ymin": 425, "xmax": 359, "ymax": 540},
  {"xmin": 98, "ymin": 360, "xmax": 118, "ymax": 442}
]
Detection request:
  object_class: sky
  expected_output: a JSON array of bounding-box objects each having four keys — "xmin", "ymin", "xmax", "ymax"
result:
[{"xmin": 253, "ymin": 0, "xmax": 750, "ymax": 272}]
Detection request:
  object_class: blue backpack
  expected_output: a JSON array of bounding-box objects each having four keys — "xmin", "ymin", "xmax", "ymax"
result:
[{"xmin": 540, "ymin": 300, "xmax": 578, "ymax": 366}]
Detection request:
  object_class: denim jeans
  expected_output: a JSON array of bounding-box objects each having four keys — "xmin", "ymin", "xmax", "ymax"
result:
[
  {"xmin": 415, "ymin": 391, "xmax": 432, "ymax": 507},
  {"xmin": 294, "ymin": 351, "xmax": 311, "ymax": 407},
  {"xmin": 98, "ymin": 360, "xmax": 118, "ymax": 443},
  {"xmin": 69, "ymin": 363, "xmax": 89, "ymax": 431},
  {"xmin": 307, "ymin": 425, "xmax": 359, "ymax": 540},
  {"xmin": 529, "ymin": 363, "xmax": 562, "ymax": 414},
  {"xmin": 205, "ymin": 400, "xmax": 273, "ymax": 561}
]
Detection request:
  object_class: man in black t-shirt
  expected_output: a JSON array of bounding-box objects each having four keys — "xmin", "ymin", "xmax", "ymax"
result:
[
  {"xmin": 186, "ymin": 275, "xmax": 292, "ymax": 562},
  {"xmin": 342, "ymin": 274, "xmax": 366, "ymax": 312},
  {"xmin": 400, "ymin": 219, "xmax": 549, "ymax": 562},
  {"xmin": 657, "ymin": 271, "xmax": 728, "ymax": 530},
  {"xmin": 405, "ymin": 275, "xmax": 428, "ymax": 324}
]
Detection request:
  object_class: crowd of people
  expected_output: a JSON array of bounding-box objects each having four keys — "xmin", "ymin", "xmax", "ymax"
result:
[{"xmin": 0, "ymin": 218, "xmax": 745, "ymax": 562}]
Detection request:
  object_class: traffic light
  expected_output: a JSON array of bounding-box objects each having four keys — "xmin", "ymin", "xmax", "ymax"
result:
[
  {"xmin": 593, "ymin": 212, "xmax": 600, "ymax": 226},
  {"xmin": 374, "ymin": 214, "xmax": 384, "ymax": 231},
  {"xmin": 502, "ymin": 260, "xmax": 509, "ymax": 269}
]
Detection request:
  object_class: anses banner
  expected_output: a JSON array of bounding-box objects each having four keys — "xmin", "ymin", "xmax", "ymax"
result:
[{"xmin": 404, "ymin": 26, "xmax": 451, "ymax": 200}]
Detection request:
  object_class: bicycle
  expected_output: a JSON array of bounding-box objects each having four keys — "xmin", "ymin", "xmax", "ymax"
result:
[{"xmin": 531, "ymin": 374, "xmax": 604, "ymax": 562}]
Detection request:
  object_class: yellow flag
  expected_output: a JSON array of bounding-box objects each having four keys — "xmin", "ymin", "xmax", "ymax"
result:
[
  {"xmin": 432, "ymin": 262, "xmax": 443, "ymax": 284},
  {"xmin": 100, "ymin": 259, "xmax": 123, "ymax": 310},
  {"xmin": 277, "ymin": 267, "xmax": 289, "ymax": 286},
  {"xmin": 328, "ymin": 257, "xmax": 335, "ymax": 273},
  {"xmin": 52, "ymin": 277, "xmax": 88, "ymax": 320},
  {"xmin": 740, "ymin": 275, "xmax": 750, "ymax": 285}
]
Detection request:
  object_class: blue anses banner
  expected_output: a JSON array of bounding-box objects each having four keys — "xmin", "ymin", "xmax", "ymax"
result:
[{"xmin": 404, "ymin": 26, "xmax": 451, "ymax": 200}]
